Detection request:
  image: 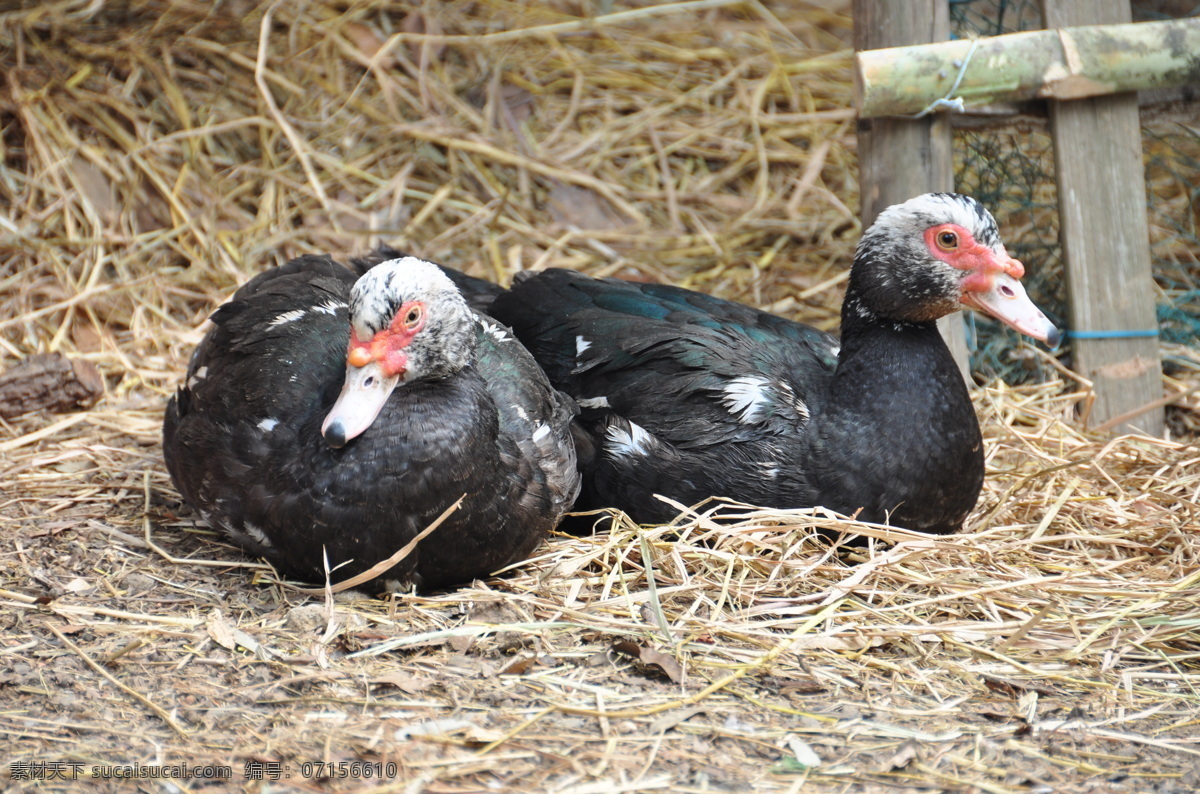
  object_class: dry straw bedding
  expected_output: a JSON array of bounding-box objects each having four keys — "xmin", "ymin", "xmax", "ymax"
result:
[{"xmin": 2, "ymin": 1, "xmax": 1199, "ymax": 792}]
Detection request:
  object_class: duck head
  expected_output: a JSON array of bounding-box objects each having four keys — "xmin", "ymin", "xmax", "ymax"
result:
[
  {"xmin": 847, "ymin": 193, "xmax": 1059, "ymax": 346},
  {"xmin": 322, "ymin": 257, "xmax": 476, "ymax": 448}
]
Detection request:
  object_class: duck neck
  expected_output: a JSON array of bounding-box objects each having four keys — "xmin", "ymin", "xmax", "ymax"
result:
[
  {"xmin": 815, "ymin": 292, "xmax": 982, "ymax": 533},
  {"xmin": 834, "ymin": 291, "xmax": 964, "ymax": 402}
]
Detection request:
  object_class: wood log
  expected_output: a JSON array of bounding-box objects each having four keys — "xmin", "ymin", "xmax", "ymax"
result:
[
  {"xmin": 0, "ymin": 353, "xmax": 104, "ymax": 419},
  {"xmin": 855, "ymin": 17, "xmax": 1200, "ymax": 119}
]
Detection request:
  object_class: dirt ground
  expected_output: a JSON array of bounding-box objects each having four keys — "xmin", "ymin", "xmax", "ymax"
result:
[{"xmin": 4, "ymin": 400, "xmax": 1200, "ymax": 793}]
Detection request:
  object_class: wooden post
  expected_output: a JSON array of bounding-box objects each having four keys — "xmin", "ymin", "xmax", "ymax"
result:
[
  {"xmin": 1043, "ymin": 0, "xmax": 1164, "ymax": 435},
  {"xmin": 853, "ymin": 0, "xmax": 968, "ymax": 376}
]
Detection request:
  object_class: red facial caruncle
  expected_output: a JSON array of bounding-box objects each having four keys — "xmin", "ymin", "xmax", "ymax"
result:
[
  {"xmin": 923, "ymin": 223, "xmax": 1025, "ymax": 293},
  {"xmin": 924, "ymin": 222, "xmax": 1057, "ymax": 345},
  {"xmin": 346, "ymin": 300, "xmax": 426, "ymax": 376}
]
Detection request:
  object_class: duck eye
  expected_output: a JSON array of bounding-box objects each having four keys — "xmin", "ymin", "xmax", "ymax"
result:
[
  {"xmin": 936, "ymin": 230, "xmax": 959, "ymax": 251},
  {"xmin": 403, "ymin": 306, "xmax": 422, "ymax": 328}
]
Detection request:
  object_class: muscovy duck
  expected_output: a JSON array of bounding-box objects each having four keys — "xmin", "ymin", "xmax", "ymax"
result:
[
  {"xmin": 482, "ymin": 193, "xmax": 1058, "ymax": 533},
  {"xmin": 162, "ymin": 255, "xmax": 580, "ymax": 590}
]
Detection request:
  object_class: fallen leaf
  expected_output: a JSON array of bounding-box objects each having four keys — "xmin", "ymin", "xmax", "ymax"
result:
[
  {"xmin": 51, "ymin": 459, "xmax": 92, "ymax": 474},
  {"xmin": 68, "ymin": 157, "xmax": 117, "ymax": 222},
  {"xmin": 648, "ymin": 705, "xmax": 707, "ymax": 734},
  {"xmin": 461, "ymin": 724, "xmax": 506, "ymax": 744},
  {"xmin": 1130, "ymin": 499, "xmax": 1159, "ymax": 516},
  {"xmin": 981, "ymin": 674, "xmax": 1057, "ymax": 698},
  {"xmin": 775, "ymin": 676, "xmax": 825, "ymax": 696},
  {"xmin": 369, "ymin": 672, "xmax": 434, "ymax": 694},
  {"xmin": 448, "ymin": 634, "xmax": 475, "ymax": 653},
  {"xmin": 612, "ymin": 640, "xmax": 684, "ymax": 684},
  {"xmin": 29, "ymin": 519, "xmax": 84, "ymax": 537},
  {"xmin": 790, "ymin": 634, "xmax": 883, "ymax": 651},
  {"xmin": 497, "ymin": 656, "xmax": 536, "ymax": 676},
  {"xmin": 71, "ymin": 322, "xmax": 103, "ymax": 352},
  {"xmin": 133, "ymin": 187, "xmax": 168, "ymax": 232},
  {"xmin": 206, "ymin": 610, "xmax": 239, "ymax": 651},
  {"xmin": 497, "ymin": 84, "xmax": 534, "ymax": 126},
  {"xmin": 344, "ymin": 22, "xmax": 396, "ymax": 68},
  {"xmin": 206, "ymin": 609, "xmax": 276, "ymax": 658},
  {"xmin": 882, "ymin": 738, "xmax": 920, "ymax": 771},
  {"xmin": 547, "ymin": 184, "xmax": 628, "ymax": 231},
  {"xmin": 467, "ymin": 599, "xmax": 526, "ymax": 624},
  {"xmin": 63, "ymin": 578, "xmax": 93, "ymax": 594},
  {"xmin": 401, "ymin": 11, "xmax": 444, "ymax": 62},
  {"xmin": 979, "ymin": 711, "xmax": 1015, "ymax": 723}
]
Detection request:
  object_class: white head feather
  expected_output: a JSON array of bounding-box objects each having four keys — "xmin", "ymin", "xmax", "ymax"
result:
[{"xmin": 348, "ymin": 257, "xmax": 476, "ymax": 380}]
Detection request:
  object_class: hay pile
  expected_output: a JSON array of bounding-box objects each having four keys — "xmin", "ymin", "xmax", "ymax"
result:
[{"xmin": 2, "ymin": 2, "xmax": 1199, "ymax": 792}]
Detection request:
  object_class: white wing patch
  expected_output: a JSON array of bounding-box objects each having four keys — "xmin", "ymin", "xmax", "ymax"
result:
[
  {"xmin": 756, "ymin": 461, "xmax": 780, "ymax": 479},
  {"xmin": 605, "ymin": 420, "xmax": 655, "ymax": 459},
  {"xmin": 257, "ymin": 417, "xmax": 279, "ymax": 432},
  {"xmin": 722, "ymin": 376, "xmax": 772, "ymax": 423},
  {"xmin": 187, "ymin": 365, "xmax": 209, "ymax": 390},
  {"xmin": 313, "ymin": 299, "xmax": 346, "ymax": 316},
  {"xmin": 575, "ymin": 335, "xmax": 592, "ymax": 358},
  {"xmin": 577, "ymin": 396, "xmax": 611, "ymax": 409},
  {"xmin": 479, "ymin": 318, "xmax": 512, "ymax": 342},
  {"xmin": 531, "ymin": 424, "xmax": 551, "ymax": 443},
  {"xmin": 268, "ymin": 309, "xmax": 306, "ymax": 328},
  {"xmin": 241, "ymin": 521, "xmax": 272, "ymax": 548},
  {"xmin": 774, "ymin": 380, "xmax": 810, "ymax": 423}
]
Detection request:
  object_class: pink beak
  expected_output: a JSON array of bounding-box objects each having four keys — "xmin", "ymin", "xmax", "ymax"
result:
[
  {"xmin": 321, "ymin": 361, "xmax": 401, "ymax": 448},
  {"xmin": 961, "ymin": 271, "xmax": 1060, "ymax": 347}
]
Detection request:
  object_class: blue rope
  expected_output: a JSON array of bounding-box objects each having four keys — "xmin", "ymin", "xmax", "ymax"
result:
[{"xmin": 1066, "ymin": 329, "xmax": 1159, "ymax": 340}]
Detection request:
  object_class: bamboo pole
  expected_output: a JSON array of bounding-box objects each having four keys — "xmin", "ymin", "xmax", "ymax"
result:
[{"xmin": 855, "ymin": 17, "xmax": 1200, "ymax": 119}]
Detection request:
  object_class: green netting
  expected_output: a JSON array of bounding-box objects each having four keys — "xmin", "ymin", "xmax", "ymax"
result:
[{"xmin": 947, "ymin": 1, "xmax": 1200, "ymax": 382}]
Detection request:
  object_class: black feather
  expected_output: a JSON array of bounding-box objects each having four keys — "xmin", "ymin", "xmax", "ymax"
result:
[
  {"xmin": 163, "ymin": 254, "xmax": 579, "ymax": 591},
  {"xmin": 483, "ymin": 194, "xmax": 1026, "ymax": 534}
]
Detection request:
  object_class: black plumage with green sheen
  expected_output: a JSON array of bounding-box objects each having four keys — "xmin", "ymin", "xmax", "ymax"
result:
[
  {"xmin": 162, "ymin": 254, "xmax": 580, "ymax": 591},
  {"xmin": 482, "ymin": 193, "xmax": 1058, "ymax": 533}
]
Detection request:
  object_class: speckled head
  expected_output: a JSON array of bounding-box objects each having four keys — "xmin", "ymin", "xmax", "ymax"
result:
[
  {"xmin": 323, "ymin": 257, "xmax": 477, "ymax": 448},
  {"xmin": 848, "ymin": 193, "xmax": 1058, "ymax": 345}
]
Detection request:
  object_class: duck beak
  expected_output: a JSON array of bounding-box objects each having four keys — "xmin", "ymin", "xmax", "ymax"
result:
[
  {"xmin": 321, "ymin": 361, "xmax": 401, "ymax": 448},
  {"xmin": 961, "ymin": 271, "xmax": 1060, "ymax": 347}
]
